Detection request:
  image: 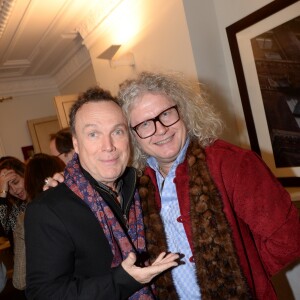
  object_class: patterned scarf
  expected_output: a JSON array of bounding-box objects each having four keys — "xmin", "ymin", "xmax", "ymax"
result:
[{"xmin": 64, "ymin": 154, "xmax": 155, "ymax": 300}]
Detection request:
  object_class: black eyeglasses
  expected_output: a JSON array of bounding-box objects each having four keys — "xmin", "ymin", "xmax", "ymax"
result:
[{"xmin": 131, "ymin": 105, "xmax": 180, "ymax": 139}]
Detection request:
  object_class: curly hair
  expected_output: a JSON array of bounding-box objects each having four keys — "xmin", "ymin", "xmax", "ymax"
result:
[
  {"xmin": 118, "ymin": 71, "xmax": 223, "ymax": 170},
  {"xmin": 69, "ymin": 86, "xmax": 117, "ymax": 135}
]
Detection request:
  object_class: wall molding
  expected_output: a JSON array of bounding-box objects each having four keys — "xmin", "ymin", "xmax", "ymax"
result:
[
  {"xmin": 54, "ymin": 45, "xmax": 92, "ymax": 89},
  {"xmin": 0, "ymin": 75, "xmax": 58, "ymax": 97},
  {"xmin": 0, "ymin": 43, "xmax": 92, "ymax": 95},
  {"xmin": 0, "ymin": 0, "xmax": 16, "ymax": 39}
]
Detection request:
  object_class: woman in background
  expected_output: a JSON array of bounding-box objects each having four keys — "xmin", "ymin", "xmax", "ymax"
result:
[
  {"xmin": 13, "ymin": 153, "xmax": 65, "ymax": 290},
  {"xmin": 0, "ymin": 157, "xmax": 27, "ymax": 249}
]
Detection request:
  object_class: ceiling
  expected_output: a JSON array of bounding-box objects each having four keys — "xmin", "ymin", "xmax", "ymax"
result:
[{"xmin": 0, "ymin": 0, "xmax": 101, "ymax": 81}]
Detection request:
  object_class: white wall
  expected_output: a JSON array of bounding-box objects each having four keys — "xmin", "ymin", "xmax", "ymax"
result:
[
  {"xmin": 59, "ymin": 64, "xmax": 97, "ymax": 95},
  {"xmin": 85, "ymin": 0, "xmax": 198, "ymax": 96},
  {"xmin": 0, "ymin": 64, "xmax": 97, "ymax": 161},
  {"xmin": 0, "ymin": 91, "xmax": 59, "ymax": 160}
]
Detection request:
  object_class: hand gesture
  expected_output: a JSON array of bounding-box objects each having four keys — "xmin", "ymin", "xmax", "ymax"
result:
[
  {"xmin": 0, "ymin": 169, "xmax": 16, "ymax": 194},
  {"xmin": 43, "ymin": 172, "xmax": 64, "ymax": 191},
  {"xmin": 121, "ymin": 252, "xmax": 179, "ymax": 284}
]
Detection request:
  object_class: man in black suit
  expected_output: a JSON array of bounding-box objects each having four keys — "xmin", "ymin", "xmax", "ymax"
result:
[{"xmin": 25, "ymin": 87, "xmax": 179, "ymax": 300}]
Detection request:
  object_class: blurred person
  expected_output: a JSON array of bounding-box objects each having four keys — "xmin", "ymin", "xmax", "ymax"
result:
[
  {"xmin": 12, "ymin": 153, "xmax": 66, "ymax": 290},
  {"xmin": 25, "ymin": 87, "xmax": 179, "ymax": 299},
  {"xmin": 117, "ymin": 71, "xmax": 300, "ymax": 299},
  {"xmin": 24, "ymin": 153, "xmax": 66, "ymax": 201},
  {"xmin": 0, "ymin": 157, "xmax": 27, "ymax": 249},
  {"xmin": 0, "ymin": 156, "xmax": 15, "ymax": 164},
  {"xmin": 49, "ymin": 127, "xmax": 74, "ymax": 164}
]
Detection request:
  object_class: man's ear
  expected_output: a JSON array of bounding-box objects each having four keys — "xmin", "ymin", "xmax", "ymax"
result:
[{"xmin": 72, "ymin": 136, "xmax": 79, "ymax": 154}]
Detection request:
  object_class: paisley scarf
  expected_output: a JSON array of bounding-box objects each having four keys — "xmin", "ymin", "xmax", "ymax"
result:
[{"xmin": 64, "ymin": 153, "xmax": 155, "ymax": 300}]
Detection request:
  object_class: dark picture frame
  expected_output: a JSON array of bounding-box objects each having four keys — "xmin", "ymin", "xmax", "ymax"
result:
[
  {"xmin": 226, "ymin": 0, "xmax": 300, "ymax": 187},
  {"xmin": 21, "ymin": 145, "xmax": 34, "ymax": 161}
]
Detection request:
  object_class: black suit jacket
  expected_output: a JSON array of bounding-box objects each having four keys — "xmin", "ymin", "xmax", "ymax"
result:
[{"xmin": 25, "ymin": 178, "xmax": 142, "ymax": 300}]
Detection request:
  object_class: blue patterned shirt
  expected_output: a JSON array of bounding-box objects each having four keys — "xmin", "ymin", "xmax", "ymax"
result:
[{"xmin": 147, "ymin": 138, "xmax": 201, "ymax": 299}]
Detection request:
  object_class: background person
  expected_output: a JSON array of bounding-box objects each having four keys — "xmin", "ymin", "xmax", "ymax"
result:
[
  {"xmin": 0, "ymin": 157, "xmax": 27, "ymax": 250},
  {"xmin": 12, "ymin": 153, "xmax": 66, "ymax": 291},
  {"xmin": 25, "ymin": 87, "xmax": 179, "ymax": 300},
  {"xmin": 118, "ymin": 71, "xmax": 300, "ymax": 300},
  {"xmin": 49, "ymin": 127, "xmax": 74, "ymax": 164}
]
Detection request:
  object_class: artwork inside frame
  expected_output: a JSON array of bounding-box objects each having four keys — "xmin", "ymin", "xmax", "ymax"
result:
[
  {"xmin": 226, "ymin": 0, "xmax": 300, "ymax": 187},
  {"xmin": 21, "ymin": 145, "xmax": 34, "ymax": 161}
]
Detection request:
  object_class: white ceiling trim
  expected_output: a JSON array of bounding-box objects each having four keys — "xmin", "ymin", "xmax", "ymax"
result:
[
  {"xmin": 3, "ymin": 59, "xmax": 30, "ymax": 67},
  {"xmin": 47, "ymin": 37, "xmax": 82, "ymax": 77},
  {"xmin": 26, "ymin": 0, "xmax": 75, "ymax": 73},
  {"xmin": 0, "ymin": 59, "xmax": 30, "ymax": 77},
  {"xmin": 0, "ymin": 75, "xmax": 58, "ymax": 97},
  {"xmin": 0, "ymin": 68, "xmax": 25, "ymax": 78},
  {"xmin": 1, "ymin": 0, "xmax": 30, "ymax": 64},
  {"xmin": 0, "ymin": 0, "xmax": 16, "ymax": 39},
  {"xmin": 54, "ymin": 46, "xmax": 92, "ymax": 89}
]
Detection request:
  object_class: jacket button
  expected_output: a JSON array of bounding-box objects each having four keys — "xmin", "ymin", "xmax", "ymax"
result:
[
  {"xmin": 189, "ymin": 256, "xmax": 194, "ymax": 262},
  {"xmin": 176, "ymin": 216, "xmax": 183, "ymax": 222}
]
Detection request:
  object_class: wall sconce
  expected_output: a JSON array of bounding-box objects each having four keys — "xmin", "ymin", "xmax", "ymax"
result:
[
  {"xmin": 97, "ymin": 45, "xmax": 135, "ymax": 68},
  {"xmin": 0, "ymin": 96, "xmax": 13, "ymax": 103}
]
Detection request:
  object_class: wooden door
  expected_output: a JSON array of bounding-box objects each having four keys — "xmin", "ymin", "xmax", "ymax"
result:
[
  {"xmin": 54, "ymin": 94, "xmax": 77, "ymax": 128},
  {"xmin": 27, "ymin": 116, "xmax": 60, "ymax": 154}
]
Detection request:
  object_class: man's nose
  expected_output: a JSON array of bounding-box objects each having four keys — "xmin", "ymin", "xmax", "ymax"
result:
[
  {"xmin": 155, "ymin": 119, "xmax": 168, "ymax": 135},
  {"xmin": 101, "ymin": 136, "xmax": 116, "ymax": 152}
]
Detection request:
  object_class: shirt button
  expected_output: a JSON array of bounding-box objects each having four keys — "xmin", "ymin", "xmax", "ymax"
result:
[
  {"xmin": 176, "ymin": 216, "xmax": 183, "ymax": 222},
  {"xmin": 189, "ymin": 256, "xmax": 195, "ymax": 262}
]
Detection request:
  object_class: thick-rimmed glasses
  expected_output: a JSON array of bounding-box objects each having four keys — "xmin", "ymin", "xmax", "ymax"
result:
[{"xmin": 131, "ymin": 105, "xmax": 180, "ymax": 139}]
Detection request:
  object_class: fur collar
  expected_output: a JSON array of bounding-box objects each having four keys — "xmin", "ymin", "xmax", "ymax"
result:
[{"xmin": 138, "ymin": 141, "xmax": 252, "ymax": 299}]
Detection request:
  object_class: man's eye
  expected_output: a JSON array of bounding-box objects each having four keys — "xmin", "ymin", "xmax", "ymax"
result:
[
  {"xmin": 88, "ymin": 132, "xmax": 97, "ymax": 137},
  {"xmin": 115, "ymin": 129, "xmax": 124, "ymax": 135},
  {"xmin": 162, "ymin": 110, "xmax": 172, "ymax": 118},
  {"xmin": 140, "ymin": 121, "xmax": 150, "ymax": 128}
]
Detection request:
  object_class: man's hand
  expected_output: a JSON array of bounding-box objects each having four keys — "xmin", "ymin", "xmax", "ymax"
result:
[
  {"xmin": 121, "ymin": 252, "xmax": 179, "ymax": 284},
  {"xmin": 43, "ymin": 172, "xmax": 65, "ymax": 191}
]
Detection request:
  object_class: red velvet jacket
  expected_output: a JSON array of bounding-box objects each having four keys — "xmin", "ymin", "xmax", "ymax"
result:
[
  {"xmin": 144, "ymin": 139, "xmax": 300, "ymax": 299},
  {"xmin": 205, "ymin": 140, "xmax": 300, "ymax": 299}
]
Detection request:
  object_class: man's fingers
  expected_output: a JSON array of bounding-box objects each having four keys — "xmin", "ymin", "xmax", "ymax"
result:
[
  {"xmin": 121, "ymin": 252, "xmax": 137, "ymax": 270},
  {"xmin": 53, "ymin": 172, "xmax": 64, "ymax": 182},
  {"xmin": 121, "ymin": 252, "xmax": 179, "ymax": 284},
  {"xmin": 43, "ymin": 174, "xmax": 62, "ymax": 191},
  {"xmin": 152, "ymin": 252, "xmax": 180, "ymax": 265}
]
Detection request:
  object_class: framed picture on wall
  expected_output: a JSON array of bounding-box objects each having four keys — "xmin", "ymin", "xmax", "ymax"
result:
[
  {"xmin": 226, "ymin": 0, "xmax": 300, "ymax": 187},
  {"xmin": 21, "ymin": 145, "xmax": 34, "ymax": 161},
  {"xmin": 27, "ymin": 116, "xmax": 60, "ymax": 155}
]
